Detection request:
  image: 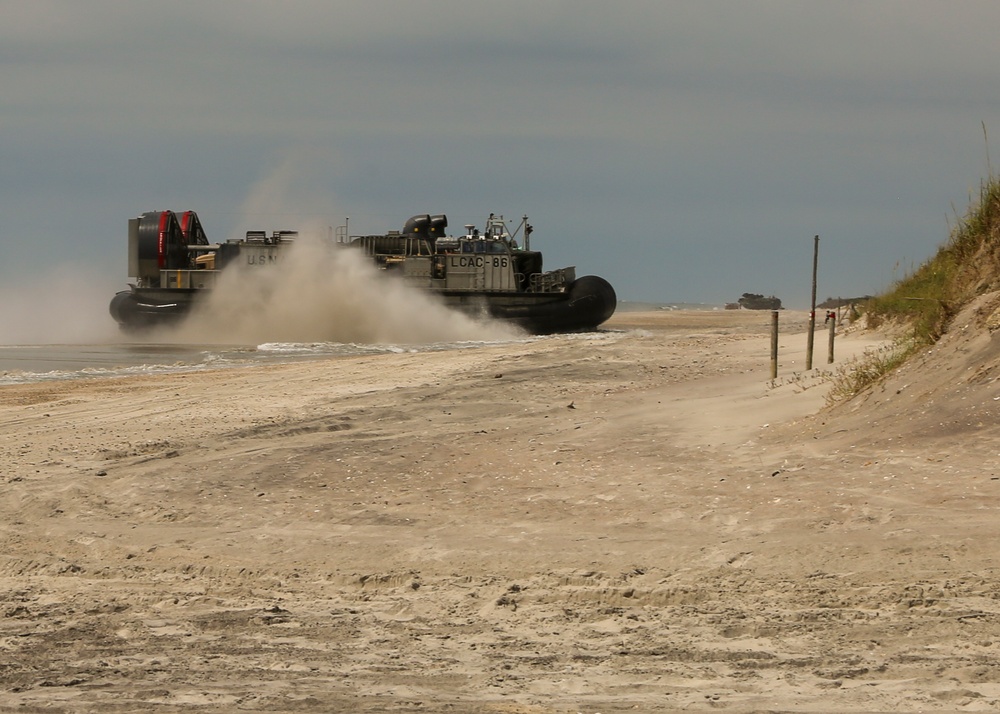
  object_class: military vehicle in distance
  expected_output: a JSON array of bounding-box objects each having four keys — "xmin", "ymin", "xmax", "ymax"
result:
[{"xmin": 109, "ymin": 210, "xmax": 617, "ymax": 334}]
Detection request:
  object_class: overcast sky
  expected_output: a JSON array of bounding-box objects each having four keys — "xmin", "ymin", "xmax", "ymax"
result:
[{"xmin": 4, "ymin": 0, "xmax": 1000, "ymax": 316}]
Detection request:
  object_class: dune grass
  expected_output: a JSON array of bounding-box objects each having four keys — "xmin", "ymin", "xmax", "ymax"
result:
[
  {"xmin": 865, "ymin": 174, "xmax": 1000, "ymax": 342},
  {"xmin": 827, "ymin": 171, "xmax": 1000, "ymax": 402},
  {"xmin": 824, "ymin": 340, "xmax": 914, "ymax": 405}
]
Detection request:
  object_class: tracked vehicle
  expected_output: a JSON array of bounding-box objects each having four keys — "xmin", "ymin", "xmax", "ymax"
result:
[{"xmin": 109, "ymin": 211, "xmax": 616, "ymax": 334}]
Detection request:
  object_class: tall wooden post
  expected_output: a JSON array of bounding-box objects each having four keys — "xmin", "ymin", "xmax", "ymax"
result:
[
  {"xmin": 770, "ymin": 310, "xmax": 779, "ymax": 379},
  {"xmin": 806, "ymin": 235, "xmax": 819, "ymax": 370}
]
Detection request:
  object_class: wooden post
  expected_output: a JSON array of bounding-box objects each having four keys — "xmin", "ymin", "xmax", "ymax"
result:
[
  {"xmin": 827, "ymin": 313, "xmax": 836, "ymax": 364},
  {"xmin": 770, "ymin": 310, "xmax": 779, "ymax": 379},
  {"xmin": 806, "ymin": 235, "xmax": 819, "ymax": 370}
]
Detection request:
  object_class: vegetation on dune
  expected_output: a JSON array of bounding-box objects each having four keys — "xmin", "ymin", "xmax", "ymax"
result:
[
  {"xmin": 825, "ymin": 341, "xmax": 913, "ymax": 405},
  {"xmin": 867, "ymin": 171, "xmax": 1000, "ymax": 342},
  {"xmin": 829, "ymin": 167, "xmax": 1000, "ymax": 402}
]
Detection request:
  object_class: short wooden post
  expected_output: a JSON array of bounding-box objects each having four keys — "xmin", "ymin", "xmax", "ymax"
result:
[
  {"xmin": 770, "ymin": 310, "xmax": 779, "ymax": 379},
  {"xmin": 827, "ymin": 314, "xmax": 836, "ymax": 364}
]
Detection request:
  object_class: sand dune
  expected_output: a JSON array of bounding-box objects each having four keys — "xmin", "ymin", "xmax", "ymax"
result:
[{"xmin": 2, "ymin": 305, "xmax": 999, "ymax": 711}]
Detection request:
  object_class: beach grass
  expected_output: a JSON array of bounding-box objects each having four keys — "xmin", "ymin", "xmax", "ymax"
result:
[{"xmin": 830, "ymin": 170, "xmax": 1000, "ymax": 400}]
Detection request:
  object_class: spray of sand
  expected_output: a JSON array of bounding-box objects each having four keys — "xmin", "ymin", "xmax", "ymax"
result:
[
  {"xmin": 149, "ymin": 155, "xmax": 519, "ymax": 345},
  {"xmin": 0, "ymin": 264, "xmax": 122, "ymax": 345},
  {"xmin": 167, "ymin": 231, "xmax": 523, "ymax": 345}
]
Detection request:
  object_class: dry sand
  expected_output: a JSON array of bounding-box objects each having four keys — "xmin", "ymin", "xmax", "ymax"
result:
[{"xmin": 2, "ymin": 305, "xmax": 1000, "ymax": 712}]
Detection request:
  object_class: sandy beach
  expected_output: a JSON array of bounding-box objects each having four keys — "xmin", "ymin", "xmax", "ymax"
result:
[{"xmin": 3, "ymin": 305, "xmax": 1000, "ymax": 712}]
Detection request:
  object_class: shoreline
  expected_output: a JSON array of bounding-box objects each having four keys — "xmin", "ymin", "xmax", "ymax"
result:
[{"xmin": 0, "ymin": 308, "xmax": 818, "ymax": 385}]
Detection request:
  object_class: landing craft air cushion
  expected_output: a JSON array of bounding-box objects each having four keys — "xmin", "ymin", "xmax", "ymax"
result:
[{"xmin": 109, "ymin": 211, "xmax": 617, "ymax": 334}]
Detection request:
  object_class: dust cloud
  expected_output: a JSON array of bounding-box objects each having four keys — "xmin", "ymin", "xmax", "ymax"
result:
[
  {"xmin": 167, "ymin": 232, "xmax": 524, "ymax": 345},
  {"xmin": 0, "ymin": 264, "xmax": 122, "ymax": 345},
  {"xmin": 149, "ymin": 156, "xmax": 518, "ymax": 346}
]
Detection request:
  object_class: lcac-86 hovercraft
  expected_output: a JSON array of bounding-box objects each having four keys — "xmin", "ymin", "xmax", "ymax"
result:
[{"xmin": 109, "ymin": 210, "xmax": 617, "ymax": 334}]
